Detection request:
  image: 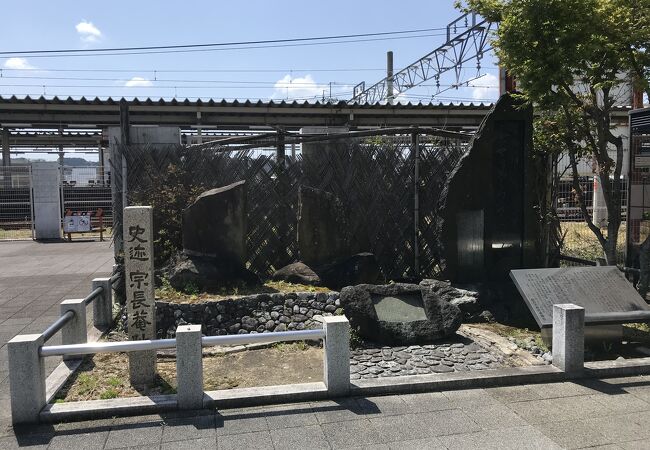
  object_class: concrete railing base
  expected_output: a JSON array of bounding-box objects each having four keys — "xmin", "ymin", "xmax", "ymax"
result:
[{"xmin": 38, "ymin": 356, "xmax": 650, "ymax": 424}]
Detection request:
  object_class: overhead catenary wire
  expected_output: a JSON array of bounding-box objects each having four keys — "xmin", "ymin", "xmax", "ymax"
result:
[
  {"xmin": 0, "ymin": 33, "xmax": 454, "ymax": 59},
  {"xmin": 0, "ymin": 26, "xmax": 466, "ymax": 56}
]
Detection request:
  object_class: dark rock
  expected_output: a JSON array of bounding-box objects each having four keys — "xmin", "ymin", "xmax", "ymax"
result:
[
  {"xmin": 420, "ymin": 279, "xmax": 482, "ymax": 321},
  {"xmin": 272, "ymin": 262, "xmax": 321, "ymax": 285},
  {"xmin": 182, "ymin": 181, "xmax": 247, "ymax": 263},
  {"xmin": 339, "ymin": 283, "xmax": 462, "ymax": 345},
  {"xmin": 317, "ymin": 253, "xmax": 381, "ymax": 290},
  {"xmin": 167, "ymin": 253, "xmax": 260, "ymax": 292},
  {"xmin": 298, "ymin": 186, "xmax": 352, "ymax": 267}
]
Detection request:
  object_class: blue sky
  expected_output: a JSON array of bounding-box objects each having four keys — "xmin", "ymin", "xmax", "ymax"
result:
[{"xmin": 0, "ymin": 0, "xmax": 499, "ymax": 104}]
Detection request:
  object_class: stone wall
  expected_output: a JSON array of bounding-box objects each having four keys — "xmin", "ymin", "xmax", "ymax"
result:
[{"xmin": 155, "ymin": 292, "xmax": 342, "ymax": 338}]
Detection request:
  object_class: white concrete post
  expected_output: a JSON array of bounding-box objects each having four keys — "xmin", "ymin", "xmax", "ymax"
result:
[
  {"xmin": 31, "ymin": 162, "xmax": 62, "ymax": 240},
  {"xmin": 592, "ymin": 176, "xmax": 607, "ymax": 228},
  {"xmin": 552, "ymin": 303, "xmax": 585, "ymax": 373},
  {"xmin": 176, "ymin": 324, "xmax": 204, "ymax": 409},
  {"xmin": 60, "ymin": 299, "xmax": 87, "ymax": 361},
  {"xmin": 323, "ymin": 316, "xmax": 350, "ymax": 396},
  {"xmin": 92, "ymin": 277, "xmax": 113, "ymax": 330},
  {"xmin": 8, "ymin": 334, "xmax": 46, "ymax": 425}
]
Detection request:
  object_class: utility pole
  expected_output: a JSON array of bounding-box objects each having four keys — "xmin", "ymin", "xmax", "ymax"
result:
[{"xmin": 387, "ymin": 51, "xmax": 394, "ymax": 105}]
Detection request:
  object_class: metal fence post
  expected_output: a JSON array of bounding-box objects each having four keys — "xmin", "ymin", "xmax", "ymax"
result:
[
  {"xmin": 176, "ymin": 324, "xmax": 204, "ymax": 409},
  {"xmin": 412, "ymin": 130, "xmax": 420, "ymax": 278},
  {"xmin": 323, "ymin": 316, "xmax": 350, "ymax": 396},
  {"xmin": 92, "ymin": 277, "xmax": 113, "ymax": 330},
  {"xmin": 552, "ymin": 303, "xmax": 585, "ymax": 373},
  {"xmin": 61, "ymin": 299, "xmax": 87, "ymax": 361},
  {"xmin": 8, "ymin": 334, "xmax": 46, "ymax": 424}
]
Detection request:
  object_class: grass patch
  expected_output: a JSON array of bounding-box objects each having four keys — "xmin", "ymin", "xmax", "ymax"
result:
[
  {"xmin": 54, "ymin": 332, "xmax": 322, "ymax": 402},
  {"xmin": 560, "ymin": 222, "xmax": 626, "ymax": 262},
  {"xmin": 272, "ymin": 341, "xmax": 310, "ymax": 352},
  {"xmin": 156, "ymin": 278, "xmax": 331, "ymax": 304}
]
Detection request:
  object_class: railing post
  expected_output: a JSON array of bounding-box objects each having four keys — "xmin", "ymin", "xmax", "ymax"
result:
[
  {"xmin": 176, "ymin": 324, "xmax": 204, "ymax": 409},
  {"xmin": 552, "ymin": 303, "xmax": 585, "ymax": 373},
  {"xmin": 8, "ymin": 334, "xmax": 46, "ymax": 424},
  {"xmin": 92, "ymin": 277, "xmax": 113, "ymax": 330},
  {"xmin": 323, "ymin": 316, "xmax": 350, "ymax": 396},
  {"xmin": 61, "ymin": 298, "xmax": 87, "ymax": 361}
]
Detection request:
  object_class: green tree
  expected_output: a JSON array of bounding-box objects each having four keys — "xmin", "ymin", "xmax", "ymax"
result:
[{"xmin": 458, "ymin": 0, "xmax": 650, "ymax": 264}]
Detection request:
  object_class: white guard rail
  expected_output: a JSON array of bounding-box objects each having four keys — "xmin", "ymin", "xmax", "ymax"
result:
[{"xmin": 9, "ymin": 316, "xmax": 349, "ymax": 425}]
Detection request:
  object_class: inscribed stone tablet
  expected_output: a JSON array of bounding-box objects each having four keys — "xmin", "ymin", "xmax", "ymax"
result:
[
  {"xmin": 510, "ymin": 267, "xmax": 650, "ymax": 328},
  {"xmin": 372, "ymin": 294, "xmax": 427, "ymax": 323}
]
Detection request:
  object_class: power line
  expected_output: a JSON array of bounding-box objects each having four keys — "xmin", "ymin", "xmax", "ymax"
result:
[
  {"xmin": 0, "ymin": 76, "xmax": 362, "ymax": 86},
  {"xmin": 0, "ymin": 67, "xmax": 387, "ymax": 73},
  {"xmin": 0, "ymin": 28, "xmax": 461, "ymax": 57},
  {"xmin": 0, "ymin": 66, "xmax": 499, "ymax": 74}
]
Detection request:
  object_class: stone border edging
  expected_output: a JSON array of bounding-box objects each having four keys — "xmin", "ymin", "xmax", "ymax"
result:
[{"xmin": 39, "ymin": 356, "xmax": 650, "ymax": 423}]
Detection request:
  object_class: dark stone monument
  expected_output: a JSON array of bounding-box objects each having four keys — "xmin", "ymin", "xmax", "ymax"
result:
[
  {"xmin": 298, "ymin": 186, "xmax": 352, "ymax": 267},
  {"xmin": 510, "ymin": 267, "xmax": 650, "ymax": 329},
  {"xmin": 436, "ymin": 94, "xmax": 540, "ymax": 283},
  {"xmin": 182, "ymin": 180, "xmax": 246, "ymax": 264},
  {"xmin": 340, "ymin": 283, "xmax": 462, "ymax": 345},
  {"xmin": 168, "ymin": 181, "xmax": 259, "ymax": 291}
]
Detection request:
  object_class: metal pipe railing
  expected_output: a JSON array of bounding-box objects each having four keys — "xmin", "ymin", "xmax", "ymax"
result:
[
  {"xmin": 39, "ymin": 328, "xmax": 326, "ymax": 358},
  {"xmin": 83, "ymin": 286, "xmax": 104, "ymax": 306},
  {"xmin": 40, "ymin": 338, "xmax": 177, "ymax": 357},
  {"xmin": 585, "ymin": 310, "xmax": 650, "ymax": 326},
  {"xmin": 109, "ymin": 272, "xmax": 121, "ymax": 284},
  {"xmin": 41, "ymin": 310, "xmax": 75, "ymax": 342}
]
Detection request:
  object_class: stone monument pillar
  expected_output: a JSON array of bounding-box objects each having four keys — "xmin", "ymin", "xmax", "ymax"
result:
[{"xmin": 123, "ymin": 206, "xmax": 156, "ymax": 387}]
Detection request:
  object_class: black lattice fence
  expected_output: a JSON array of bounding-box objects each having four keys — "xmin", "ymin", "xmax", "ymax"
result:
[{"xmin": 120, "ymin": 130, "xmax": 470, "ymax": 280}]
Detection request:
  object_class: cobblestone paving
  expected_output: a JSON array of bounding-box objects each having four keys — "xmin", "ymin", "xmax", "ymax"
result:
[{"xmin": 351, "ymin": 342, "xmax": 504, "ymax": 379}]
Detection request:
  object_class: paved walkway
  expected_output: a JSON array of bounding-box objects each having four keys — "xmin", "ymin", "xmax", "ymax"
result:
[
  {"xmin": 0, "ymin": 240, "xmax": 114, "ymax": 431},
  {"xmin": 2, "ymin": 376, "xmax": 650, "ymax": 449},
  {"xmin": 3, "ymin": 241, "xmax": 650, "ymax": 449}
]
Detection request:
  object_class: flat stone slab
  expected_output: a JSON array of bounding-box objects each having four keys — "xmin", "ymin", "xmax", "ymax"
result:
[{"xmin": 510, "ymin": 267, "xmax": 650, "ymax": 328}]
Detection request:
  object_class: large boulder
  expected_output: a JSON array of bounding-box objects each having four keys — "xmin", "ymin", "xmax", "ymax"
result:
[
  {"xmin": 272, "ymin": 262, "xmax": 321, "ymax": 286},
  {"xmin": 340, "ymin": 283, "xmax": 462, "ymax": 345},
  {"xmin": 182, "ymin": 181, "xmax": 246, "ymax": 264},
  {"xmin": 167, "ymin": 253, "xmax": 259, "ymax": 292}
]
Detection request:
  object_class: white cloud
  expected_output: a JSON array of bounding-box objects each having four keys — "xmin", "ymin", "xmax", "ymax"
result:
[
  {"xmin": 272, "ymin": 74, "xmax": 325, "ymax": 101},
  {"xmin": 76, "ymin": 20, "xmax": 102, "ymax": 43},
  {"xmin": 124, "ymin": 77, "xmax": 152, "ymax": 87},
  {"xmin": 3, "ymin": 57, "xmax": 35, "ymax": 70},
  {"xmin": 470, "ymin": 73, "xmax": 499, "ymax": 102}
]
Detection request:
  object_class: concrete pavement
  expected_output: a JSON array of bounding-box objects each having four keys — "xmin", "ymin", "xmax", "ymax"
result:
[
  {"xmin": 0, "ymin": 240, "xmax": 114, "ymax": 431},
  {"xmin": 3, "ymin": 376, "xmax": 650, "ymax": 449}
]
